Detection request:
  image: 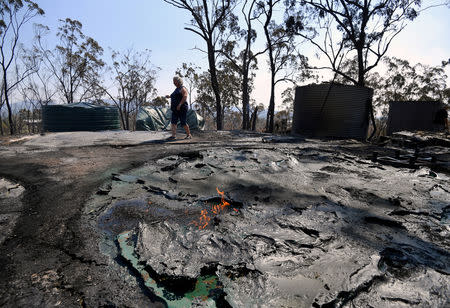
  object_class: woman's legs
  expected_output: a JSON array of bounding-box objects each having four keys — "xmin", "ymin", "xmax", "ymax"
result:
[
  {"xmin": 183, "ymin": 124, "xmax": 191, "ymax": 137},
  {"xmin": 179, "ymin": 107, "xmax": 191, "ymax": 138},
  {"xmin": 171, "ymin": 123, "xmax": 177, "ymax": 138},
  {"xmin": 170, "ymin": 110, "xmax": 179, "ymax": 138}
]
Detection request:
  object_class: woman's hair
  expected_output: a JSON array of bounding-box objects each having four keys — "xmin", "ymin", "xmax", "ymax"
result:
[{"xmin": 173, "ymin": 76, "xmax": 183, "ymax": 86}]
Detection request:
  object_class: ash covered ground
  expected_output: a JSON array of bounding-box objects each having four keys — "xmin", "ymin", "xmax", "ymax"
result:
[{"xmin": 0, "ymin": 130, "xmax": 449, "ymax": 307}]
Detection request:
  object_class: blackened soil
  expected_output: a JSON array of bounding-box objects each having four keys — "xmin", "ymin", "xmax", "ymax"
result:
[
  {"xmin": 0, "ymin": 131, "xmax": 448, "ymax": 307},
  {"xmin": 0, "ymin": 145, "xmax": 188, "ymax": 307},
  {"xmin": 0, "ymin": 132, "xmax": 270, "ymax": 307}
]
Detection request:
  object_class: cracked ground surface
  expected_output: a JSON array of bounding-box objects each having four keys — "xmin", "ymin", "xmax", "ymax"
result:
[{"xmin": 0, "ymin": 130, "xmax": 449, "ymax": 307}]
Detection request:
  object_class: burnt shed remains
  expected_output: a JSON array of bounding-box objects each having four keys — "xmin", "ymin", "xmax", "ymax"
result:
[{"xmin": 387, "ymin": 101, "xmax": 446, "ymax": 135}]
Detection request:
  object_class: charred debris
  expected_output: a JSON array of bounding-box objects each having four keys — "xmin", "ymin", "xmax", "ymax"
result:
[{"xmin": 83, "ymin": 131, "xmax": 449, "ymax": 307}]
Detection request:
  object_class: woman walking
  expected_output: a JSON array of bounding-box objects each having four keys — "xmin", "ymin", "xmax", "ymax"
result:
[{"xmin": 167, "ymin": 76, "xmax": 192, "ymax": 140}]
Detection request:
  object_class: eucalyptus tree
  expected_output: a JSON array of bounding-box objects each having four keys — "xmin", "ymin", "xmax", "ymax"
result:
[
  {"xmin": 36, "ymin": 19, "xmax": 105, "ymax": 105},
  {"xmin": 0, "ymin": 0, "xmax": 44, "ymax": 134},
  {"xmin": 100, "ymin": 49, "xmax": 159, "ymax": 130},
  {"xmin": 20, "ymin": 24, "xmax": 58, "ymax": 109},
  {"xmin": 220, "ymin": 0, "xmax": 268, "ymax": 130},
  {"xmin": 285, "ymin": 0, "xmax": 446, "ymax": 137},
  {"xmin": 218, "ymin": 58, "xmax": 243, "ymax": 116},
  {"xmin": 257, "ymin": 0, "xmax": 308, "ymax": 133},
  {"xmin": 334, "ymin": 55, "xmax": 449, "ymax": 116},
  {"xmin": 175, "ymin": 62, "xmax": 200, "ymax": 109},
  {"xmin": 195, "ymin": 60, "xmax": 242, "ymax": 124},
  {"xmin": 151, "ymin": 96, "xmax": 169, "ymax": 108},
  {"xmin": 163, "ymin": 0, "xmax": 237, "ymax": 130},
  {"xmin": 18, "ymin": 44, "xmax": 57, "ymax": 131},
  {"xmin": 372, "ymin": 57, "xmax": 449, "ymax": 115},
  {"xmin": 0, "ymin": 79, "xmax": 4, "ymax": 135},
  {"xmin": 280, "ymin": 86, "xmax": 295, "ymax": 115}
]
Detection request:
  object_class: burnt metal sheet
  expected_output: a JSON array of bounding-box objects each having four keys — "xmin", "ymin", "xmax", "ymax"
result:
[
  {"xmin": 387, "ymin": 101, "xmax": 444, "ymax": 135},
  {"xmin": 292, "ymin": 83, "xmax": 373, "ymax": 140}
]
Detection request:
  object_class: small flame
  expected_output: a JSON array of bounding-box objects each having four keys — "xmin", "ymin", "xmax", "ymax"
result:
[
  {"xmin": 191, "ymin": 187, "xmax": 231, "ymax": 230},
  {"xmin": 198, "ymin": 209, "xmax": 210, "ymax": 229}
]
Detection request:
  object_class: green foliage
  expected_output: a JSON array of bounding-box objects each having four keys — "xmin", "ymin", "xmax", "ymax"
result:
[
  {"xmin": 217, "ymin": 59, "xmax": 243, "ymax": 112},
  {"xmin": 195, "ymin": 59, "xmax": 242, "ymax": 122},
  {"xmin": 334, "ymin": 56, "xmax": 449, "ymax": 117},
  {"xmin": 369, "ymin": 57, "xmax": 449, "ymax": 116},
  {"xmin": 151, "ymin": 96, "xmax": 169, "ymax": 108},
  {"xmin": 51, "ymin": 18, "xmax": 105, "ymax": 104},
  {"xmin": 280, "ymin": 86, "xmax": 295, "ymax": 114},
  {"xmin": 33, "ymin": 18, "xmax": 105, "ymax": 105}
]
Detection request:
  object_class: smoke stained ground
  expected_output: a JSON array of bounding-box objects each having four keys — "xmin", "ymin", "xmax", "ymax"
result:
[
  {"xmin": 0, "ymin": 130, "xmax": 449, "ymax": 307},
  {"xmin": 88, "ymin": 137, "xmax": 449, "ymax": 307}
]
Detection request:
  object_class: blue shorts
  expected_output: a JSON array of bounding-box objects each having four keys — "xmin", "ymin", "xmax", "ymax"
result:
[{"xmin": 171, "ymin": 106, "xmax": 188, "ymax": 126}]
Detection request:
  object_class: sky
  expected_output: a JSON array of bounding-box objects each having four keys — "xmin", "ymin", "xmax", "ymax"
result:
[{"xmin": 19, "ymin": 0, "xmax": 450, "ymax": 109}]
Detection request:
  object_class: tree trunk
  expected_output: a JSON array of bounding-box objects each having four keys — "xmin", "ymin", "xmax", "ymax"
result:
[
  {"xmin": 266, "ymin": 67, "xmax": 276, "ymax": 133},
  {"xmin": 357, "ymin": 48, "xmax": 365, "ymax": 87},
  {"xmin": 263, "ymin": 2, "xmax": 276, "ymax": 134},
  {"xmin": 125, "ymin": 105, "xmax": 130, "ymax": 130},
  {"xmin": 0, "ymin": 111, "xmax": 4, "ymax": 135},
  {"xmin": 242, "ymin": 69, "xmax": 250, "ymax": 130},
  {"xmin": 3, "ymin": 72, "xmax": 14, "ymax": 135},
  {"xmin": 357, "ymin": 47, "xmax": 376, "ymax": 140},
  {"xmin": 207, "ymin": 41, "xmax": 223, "ymax": 130},
  {"xmin": 250, "ymin": 105, "xmax": 258, "ymax": 131},
  {"xmin": 241, "ymin": 19, "xmax": 253, "ymax": 131},
  {"xmin": 119, "ymin": 102, "xmax": 127, "ymax": 130},
  {"xmin": 266, "ymin": 80, "xmax": 275, "ymax": 133}
]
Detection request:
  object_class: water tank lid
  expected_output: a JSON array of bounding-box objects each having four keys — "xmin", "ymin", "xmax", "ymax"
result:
[
  {"xmin": 66, "ymin": 102, "xmax": 98, "ymax": 108},
  {"xmin": 45, "ymin": 102, "xmax": 117, "ymax": 111}
]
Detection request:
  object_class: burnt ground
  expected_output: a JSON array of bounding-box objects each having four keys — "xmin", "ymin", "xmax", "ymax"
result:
[{"xmin": 0, "ymin": 130, "xmax": 449, "ymax": 307}]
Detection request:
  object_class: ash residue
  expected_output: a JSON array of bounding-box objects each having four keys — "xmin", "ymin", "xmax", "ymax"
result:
[{"xmin": 91, "ymin": 143, "xmax": 450, "ymax": 307}]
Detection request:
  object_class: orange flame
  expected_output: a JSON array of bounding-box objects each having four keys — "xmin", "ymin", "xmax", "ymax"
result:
[
  {"xmin": 198, "ymin": 209, "xmax": 210, "ymax": 229},
  {"xmin": 191, "ymin": 187, "xmax": 231, "ymax": 230}
]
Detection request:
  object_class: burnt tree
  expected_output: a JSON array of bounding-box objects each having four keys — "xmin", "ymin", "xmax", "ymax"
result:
[
  {"xmin": 0, "ymin": 0, "xmax": 44, "ymax": 135},
  {"xmin": 164, "ymin": 0, "xmax": 237, "ymax": 130},
  {"xmin": 286, "ymin": 0, "xmax": 442, "ymax": 138}
]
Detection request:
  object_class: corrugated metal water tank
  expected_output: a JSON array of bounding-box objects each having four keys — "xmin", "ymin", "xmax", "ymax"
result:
[
  {"xmin": 42, "ymin": 102, "xmax": 121, "ymax": 132},
  {"xmin": 292, "ymin": 84, "xmax": 373, "ymax": 139},
  {"xmin": 386, "ymin": 101, "xmax": 443, "ymax": 135}
]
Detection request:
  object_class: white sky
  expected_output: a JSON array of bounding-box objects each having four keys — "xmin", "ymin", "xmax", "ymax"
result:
[{"xmin": 17, "ymin": 0, "xmax": 450, "ymax": 110}]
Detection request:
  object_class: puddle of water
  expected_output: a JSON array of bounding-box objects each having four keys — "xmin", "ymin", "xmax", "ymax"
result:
[{"xmin": 441, "ymin": 206, "xmax": 450, "ymax": 226}]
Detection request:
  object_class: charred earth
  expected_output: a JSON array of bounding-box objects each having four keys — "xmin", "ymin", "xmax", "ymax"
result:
[{"xmin": 0, "ymin": 130, "xmax": 449, "ymax": 307}]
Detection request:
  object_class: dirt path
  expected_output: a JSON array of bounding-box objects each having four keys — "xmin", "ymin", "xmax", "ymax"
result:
[
  {"xmin": 0, "ymin": 131, "xmax": 266, "ymax": 307},
  {"xmin": 0, "ymin": 142, "xmax": 189, "ymax": 307}
]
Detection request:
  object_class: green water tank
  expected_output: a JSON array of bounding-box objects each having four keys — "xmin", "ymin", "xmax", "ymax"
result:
[{"xmin": 42, "ymin": 102, "xmax": 121, "ymax": 132}]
